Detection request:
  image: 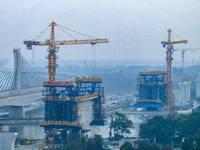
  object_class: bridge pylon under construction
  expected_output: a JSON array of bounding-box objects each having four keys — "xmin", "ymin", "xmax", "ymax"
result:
[
  {"xmin": 134, "ymin": 71, "xmax": 168, "ymax": 111},
  {"xmin": 24, "ymin": 21, "xmax": 109, "ymax": 148},
  {"xmin": 39, "ymin": 77, "xmax": 107, "ymax": 148}
]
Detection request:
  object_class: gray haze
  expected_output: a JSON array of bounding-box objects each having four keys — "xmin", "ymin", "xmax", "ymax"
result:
[{"xmin": 0, "ymin": 0, "xmax": 200, "ymax": 66}]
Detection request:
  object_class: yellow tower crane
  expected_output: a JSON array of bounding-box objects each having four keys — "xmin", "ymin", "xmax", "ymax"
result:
[
  {"xmin": 24, "ymin": 21, "xmax": 109, "ymax": 81},
  {"xmin": 161, "ymin": 29, "xmax": 188, "ymax": 112}
]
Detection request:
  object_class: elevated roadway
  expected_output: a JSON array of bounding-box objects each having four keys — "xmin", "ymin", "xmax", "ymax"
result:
[
  {"xmin": 105, "ymin": 105, "xmax": 169, "ymax": 117},
  {"xmin": 0, "ymin": 72, "xmax": 88, "ymax": 118},
  {"xmin": 0, "ymin": 72, "xmax": 87, "ymax": 107},
  {"xmin": 0, "ymin": 86, "xmax": 43, "ymax": 106},
  {"xmin": 121, "ymin": 111, "xmax": 169, "ymax": 117}
]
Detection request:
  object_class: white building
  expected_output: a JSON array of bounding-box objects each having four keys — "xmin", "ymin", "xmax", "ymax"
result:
[
  {"xmin": 173, "ymin": 90, "xmax": 181, "ymax": 106},
  {"xmin": 173, "ymin": 81, "xmax": 192, "ymax": 106},
  {"xmin": 195, "ymin": 71, "xmax": 200, "ymax": 98}
]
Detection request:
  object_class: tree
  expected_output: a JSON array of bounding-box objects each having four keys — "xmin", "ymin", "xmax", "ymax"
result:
[
  {"xmin": 139, "ymin": 116, "xmax": 176, "ymax": 143},
  {"xmin": 196, "ymin": 97, "xmax": 200, "ymax": 103},
  {"xmin": 161, "ymin": 145, "xmax": 173, "ymax": 150},
  {"xmin": 195, "ymin": 105, "xmax": 200, "ymax": 112},
  {"xmin": 139, "ymin": 112, "xmax": 200, "ymax": 145},
  {"xmin": 64, "ymin": 134, "xmax": 103, "ymax": 150},
  {"xmin": 194, "ymin": 135, "xmax": 200, "ymax": 150},
  {"xmin": 177, "ymin": 112, "xmax": 200, "ymax": 138},
  {"xmin": 94, "ymin": 134, "xmax": 103, "ymax": 150},
  {"xmin": 109, "ymin": 111, "xmax": 134, "ymax": 140},
  {"xmin": 181, "ymin": 136, "xmax": 195, "ymax": 150},
  {"xmin": 120, "ymin": 141, "xmax": 135, "ymax": 150},
  {"xmin": 137, "ymin": 143, "xmax": 160, "ymax": 150}
]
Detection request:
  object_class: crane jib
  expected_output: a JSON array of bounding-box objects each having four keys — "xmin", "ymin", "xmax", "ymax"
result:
[
  {"xmin": 23, "ymin": 21, "xmax": 109, "ymax": 81},
  {"xmin": 24, "ymin": 39, "xmax": 109, "ymax": 47}
]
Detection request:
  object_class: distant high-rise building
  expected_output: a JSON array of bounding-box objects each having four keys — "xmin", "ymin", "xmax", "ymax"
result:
[
  {"xmin": 195, "ymin": 71, "xmax": 200, "ymax": 98},
  {"xmin": 174, "ymin": 81, "xmax": 192, "ymax": 106},
  {"xmin": 173, "ymin": 90, "xmax": 181, "ymax": 106}
]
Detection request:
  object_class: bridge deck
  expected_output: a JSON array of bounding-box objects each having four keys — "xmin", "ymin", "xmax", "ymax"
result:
[{"xmin": 121, "ymin": 111, "xmax": 169, "ymax": 116}]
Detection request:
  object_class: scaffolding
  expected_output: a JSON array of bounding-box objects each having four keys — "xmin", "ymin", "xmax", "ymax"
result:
[
  {"xmin": 135, "ymin": 71, "xmax": 167, "ymax": 109},
  {"xmin": 40, "ymin": 81, "xmax": 82, "ymax": 130},
  {"xmin": 39, "ymin": 78, "xmax": 107, "ymax": 148},
  {"xmin": 40, "ymin": 77, "xmax": 106, "ymax": 130}
]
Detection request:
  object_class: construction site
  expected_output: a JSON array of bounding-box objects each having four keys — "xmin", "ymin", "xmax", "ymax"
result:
[
  {"xmin": 23, "ymin": 21, "xmax": 109, "ymax": 149},
  {"xmin": 135, "ymin": 71, "xmax": 167, "ymax": 111},
  {"xmin": 134, "ymin": 29, "xmax": 188, "ymax": 112},
  {"xmin": 0, "ymin": 20, "xmax": 199, "ymax": 150},
  {"xmin": 24, "ymin": 23, "xmax": 190, "ymax": 148},
  {"xmin": 1, "ymin": 1, "xmax": 200, "ymax": 149}
]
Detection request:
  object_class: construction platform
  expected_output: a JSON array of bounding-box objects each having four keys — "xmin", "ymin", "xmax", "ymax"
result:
[
  {"xmin": 135, "ymin": 71, "xmax": 167, "ymax": 110},
  {"xmin": 40, "ymin": 77, "xmax": 106, "ymax": 138}
]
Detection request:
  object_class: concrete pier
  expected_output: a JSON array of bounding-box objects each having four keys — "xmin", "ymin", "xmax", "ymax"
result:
[
  {"xmin": 9, "ymin": 106, "xmax": 25, "ymax": 118},
  {"xmin": 0, "ymin": 132, "xmax": 18, "ymax": 150},
  {"xmin": 79, "ymin": 99, "xmax": 94, "ymax": 129}
]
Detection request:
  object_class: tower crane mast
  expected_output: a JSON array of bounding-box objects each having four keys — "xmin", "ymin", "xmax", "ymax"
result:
[
  {"xmin": 173, "ymin": 48, "xmax": 200, "ymax": 68},
  {"xmin": 24, "ymin": 21, "xmax": 109, "ymax": 81},
  {"xmin": 161, "ymin": 29, "xmax": 188, "ymax": 112}
]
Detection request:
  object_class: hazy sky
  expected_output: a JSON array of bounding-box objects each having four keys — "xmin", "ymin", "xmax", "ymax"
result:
[{"xmin": 0, "ymin": 0, "xmax": 200, "ymax": 66}]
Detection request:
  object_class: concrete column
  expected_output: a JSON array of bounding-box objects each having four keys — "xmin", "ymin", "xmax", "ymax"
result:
[
  {"xmin": 79, "ymin": 100, "xmax": 94, "ymax": 129},
  {"xmin": 9, "ymin": 106, "xmax": 25, "ymax": 118},
  {"xmin": 13, "ymin": 48, "xmax": 21, "ymax": 90},
  {"xmin": 0, "ymin": 132, "xmax": 18, "ymax": 150}
]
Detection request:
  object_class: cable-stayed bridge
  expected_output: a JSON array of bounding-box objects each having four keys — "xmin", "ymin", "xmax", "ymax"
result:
[
  {"xmin": 0, "ymin": 48, "xmax": 87, "ymax": 118},
  {"xmin": 0, "ymin": 48, "xmax": 43, "ymax": 118},
  {"xmin": 0, "ymin": 48, "xmax": 42, "ymax": 91}
]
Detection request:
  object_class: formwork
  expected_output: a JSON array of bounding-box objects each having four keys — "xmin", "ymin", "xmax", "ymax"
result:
[
  {"xmin": 135, "ymin": 71, "xmax": 167, "ymax": 110},
  {"xmin": 39, "ymin": 77, "xmax": 106, "ymax": 148}
]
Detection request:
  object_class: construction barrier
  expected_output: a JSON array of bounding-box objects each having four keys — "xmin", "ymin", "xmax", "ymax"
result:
[
  {"xmin": 75, "ymin": 78, "xmax": 102, "ymax": 83},
  {"xmin": 75, "ymin": 93, "xmax": 99, "ymax": 102},
  {"xmin": 40, "ymin": 121, "xmax": 81, "ymax": 127},
  {"xmin": 43, "ymin": 81, "xmax": 74, "ymax": 86},
  {"xmin": 136, "ymin": 99, "xmax": 163, "ymax": 105},
  {"xmin": 139, "ymin": 71, "xmax": 167, "ymax": 76},
  {"xmin": 42, "ymin": 96, "xmax": 70, "ymax": 102}
]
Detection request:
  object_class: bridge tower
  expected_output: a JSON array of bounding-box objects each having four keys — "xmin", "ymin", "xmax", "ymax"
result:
[
  {"xmin": 0, "ymin": 48, "xmax": 43, "ymax": 118},
  {"xmin": 40, "ymin": 77, "xmax": 106, "ymax": 148},
  {"xmin": 0, "ymin": 48, "xmax": 42, "ymax": 91},
  {"xmin": 13, "ymin": 48, "xmax": 21, "ymax": 90},
  {"xmin": 135, "ymin": 71, "xmax": 168, "ymax": 111}
]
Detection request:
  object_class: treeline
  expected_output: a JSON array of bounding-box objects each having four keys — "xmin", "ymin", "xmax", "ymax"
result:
[
  {"xmin": 64, "ymin": 134, "xmax": 103, "ymax": 150},
  {"xmin": 139, "ymin": 112, "xmax": 200, "ymax": 149}
]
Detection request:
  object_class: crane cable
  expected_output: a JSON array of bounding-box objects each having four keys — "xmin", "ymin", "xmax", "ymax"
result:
[
  {"xmin": 31, "ymin": 22, "xmax": 97, "ymax": 42},
  {"xmin": 171, "ymin": 34, "xmax": 175, "ymax": 42},
  {"xmin": 56, "ymin": 23, "xmax": 96, "ymax": 39},
  {"xmin": 32, "ymin": 25, "xmax": 51, "ymax": 41},
  {"xmin": 56, "ymin": 25, "xmax": 76, "ymax": 40},
  {"xmin": 172, "ymin": 31, "xmax": 184, "ymax": 41}
]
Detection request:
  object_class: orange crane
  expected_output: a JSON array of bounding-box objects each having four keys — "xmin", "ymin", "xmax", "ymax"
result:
[
  {"xmin": 161, "ymin": 29, "xmax": 188, "ymax": 112},
  {"xmin": 24, "ymin": 21, "xmax": 109, "ymax": 81}
]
